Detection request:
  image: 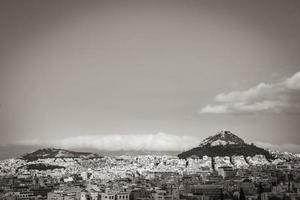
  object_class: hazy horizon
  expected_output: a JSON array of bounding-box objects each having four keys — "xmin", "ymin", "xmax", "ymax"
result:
[{"xmin": 1, "ymin": 0, "xmax": 300, "ymax": 157}]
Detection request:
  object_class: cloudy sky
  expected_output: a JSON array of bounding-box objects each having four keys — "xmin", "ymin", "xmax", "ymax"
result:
[{"xmin": 0, "ymin": 0, "xmax": 300, "ymax": 155}]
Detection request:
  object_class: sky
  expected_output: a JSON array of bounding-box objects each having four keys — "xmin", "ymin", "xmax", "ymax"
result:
[{"xmin": 0, "ymin": 0, "xmax": 300, "ymax": 156}]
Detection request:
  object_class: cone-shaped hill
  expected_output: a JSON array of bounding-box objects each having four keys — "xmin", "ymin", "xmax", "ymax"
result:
[{"xmin": 178, "ymin": 130, "xmax": 274, "ymax": 160}]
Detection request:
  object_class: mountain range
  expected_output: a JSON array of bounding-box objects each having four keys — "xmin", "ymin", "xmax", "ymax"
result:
[{"xmin": 10, "ymin": 130, "xmax": 299, "ymax": 162}]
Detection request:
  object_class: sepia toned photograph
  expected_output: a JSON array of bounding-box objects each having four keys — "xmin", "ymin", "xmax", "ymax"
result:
[{"xmin": 0, "ymin": 0, "xmax": 300, "ymax": 199}]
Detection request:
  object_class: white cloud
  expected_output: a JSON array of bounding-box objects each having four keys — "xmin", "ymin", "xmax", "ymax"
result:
[
  {"xmin": 13, "ymin": 132, "xmax": 200, "ymax": 151},
  {"xmin": 11, "ymin": 133, "xmax": 300, "ymax": 153},
  {"xmin": 286, "ymin": 71, "xmax": 300, "ymax": 90},
  {"xmin": 200, "ymin": 71, "xmax": 300, "ymax": 114},
  {"xmin": 255, "ymin": 142, "xmax": 300, "ymax": 153}
]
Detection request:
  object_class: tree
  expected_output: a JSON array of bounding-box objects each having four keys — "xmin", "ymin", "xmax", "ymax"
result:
[
  {"xmin": 220, "ymin": 189, "xmax": 224, "ymax": 200},
  {"xmin": 239, "ymin": 188, "xmax": 245, "ymax": 200}
]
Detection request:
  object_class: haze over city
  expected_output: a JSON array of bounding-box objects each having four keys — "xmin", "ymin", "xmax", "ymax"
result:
[{"xmin": 1, "ymin": 0, "xmax": 300, "ymax": 158}]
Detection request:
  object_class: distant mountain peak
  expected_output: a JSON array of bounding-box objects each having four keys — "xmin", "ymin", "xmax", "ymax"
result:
[{"xmin": 200, "ymin": 130, "xmax": 245, "ymax": 147}]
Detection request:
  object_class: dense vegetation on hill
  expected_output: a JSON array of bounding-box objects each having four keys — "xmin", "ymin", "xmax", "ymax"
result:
[
  {"xmin": 20, "ymin": 148, "xmax": 102, "ymax": 161},
  {"xmin": 17, "ymin": 163, "xmax": 65, "ymax": 171},
  {"xmin": 178, "ymin": 143, "xmax": 274, "ymax": 160}
]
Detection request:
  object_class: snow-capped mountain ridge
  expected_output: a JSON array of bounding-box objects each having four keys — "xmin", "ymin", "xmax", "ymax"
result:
[{"xmin": 200, "ymin": 130, "xmax": 245, "ymax": 146}]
